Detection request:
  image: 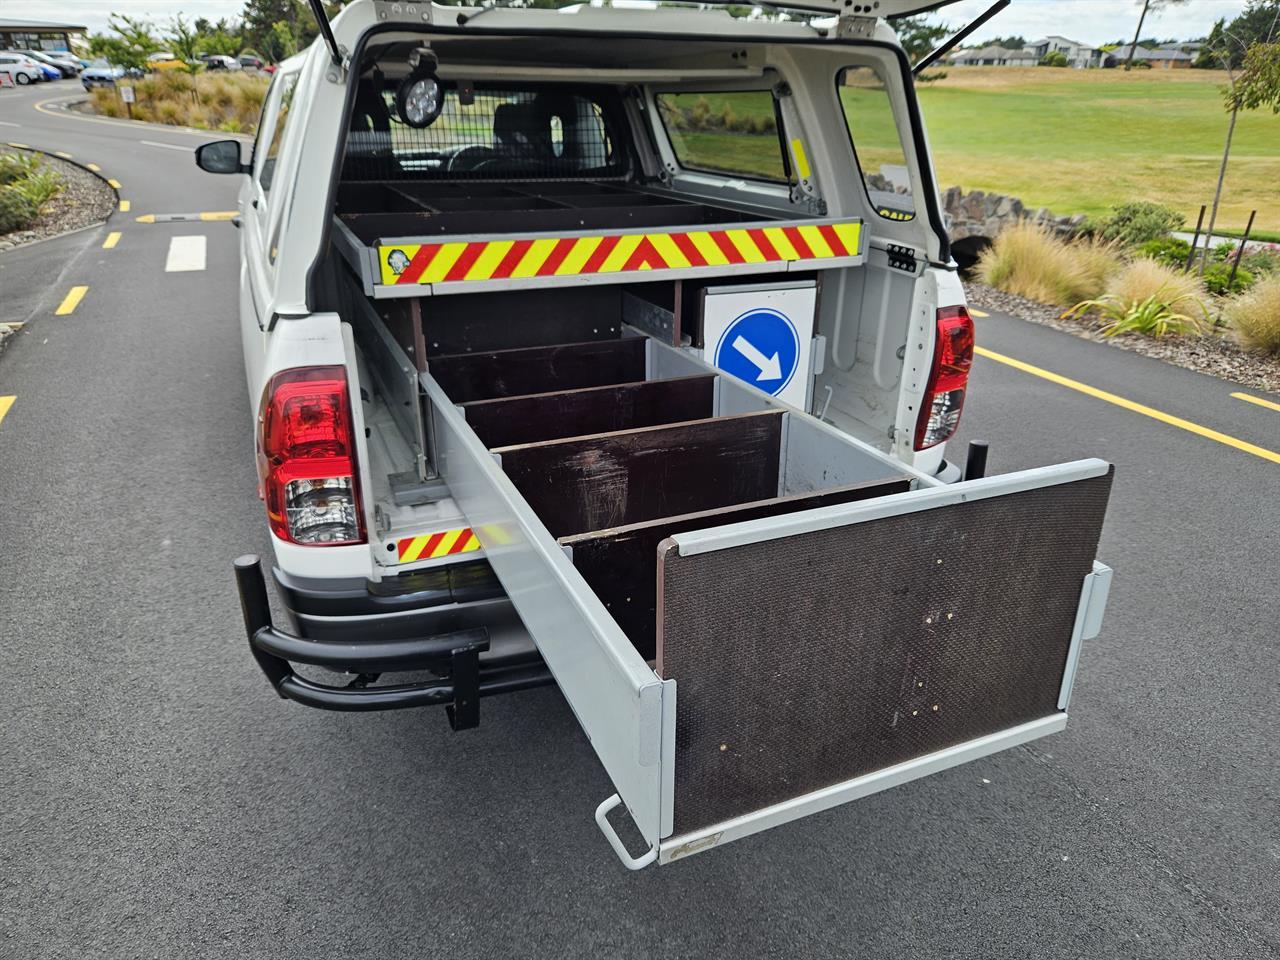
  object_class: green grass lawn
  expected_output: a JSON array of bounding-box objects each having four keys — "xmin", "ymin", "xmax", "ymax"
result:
[
  {"xmin": 665, "ymin": 69, "xmax": 1277, "ymax": 236},
  {"xmin": 917, "ymin": 67, "xmax": 1278, "ymax": 235}
]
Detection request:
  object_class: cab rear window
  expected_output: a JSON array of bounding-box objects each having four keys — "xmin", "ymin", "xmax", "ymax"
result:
[
  {"xmin": 655, "ymin": 91, "xmax": 792, "ymax": 184},
  {"xmin": 343, "ymin": 84, "xmax": 624, "ymax": 181}
]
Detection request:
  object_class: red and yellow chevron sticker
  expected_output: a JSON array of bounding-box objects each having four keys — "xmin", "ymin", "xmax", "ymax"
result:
[
  {"xmin": 395, "ymin": 527, "xmax": 482, "ymax": 564},
  {"xmin": 378, "ymin": 221, "xmax": 861, "ymax": 286}
]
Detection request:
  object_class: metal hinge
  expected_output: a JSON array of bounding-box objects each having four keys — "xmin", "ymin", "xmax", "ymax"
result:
[
  {"xmin": 373, "ymin": 1, "xmax": 434, "ymax": 24},
  {"xmin": 885, "ymin": 243, "xmax": 918, "ymax": 273},
  {"xmin": 324, "ymin": 46, "xmax": 351, "ymax": 83},
  {"xmin": 836, "ymin": 14, "xmax": 878, "ymax": 39}
]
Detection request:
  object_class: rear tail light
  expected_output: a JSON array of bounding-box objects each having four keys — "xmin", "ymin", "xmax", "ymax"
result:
[
  {"xmin": 258, "ymin": 366, "xmax": 365, "ymax": 545},
  {"xmin": 914, "ymin": 305, "xmax": 974, "ymax": 451}
]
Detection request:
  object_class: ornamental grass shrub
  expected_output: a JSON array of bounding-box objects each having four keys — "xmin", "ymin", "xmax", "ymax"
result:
[
  {"xmin": 1064, "ymin": 258, "xmax": 1208, "ymax": 338},
  {"xmin": 1224, "ymin": 276, "xmax": 1280, "ymax": 355},
  {"xmin": 89, "ymin": 72, "xmax": 269, "ymax": 133},
  {"xmin": 976, "ymin": 222, "xmax": 1118, "ymax": 306}
]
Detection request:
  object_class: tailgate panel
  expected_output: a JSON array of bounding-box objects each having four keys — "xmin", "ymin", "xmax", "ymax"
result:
[{"xmin": 657, "ymin": 466, "xmax": 1113, "ymax": 839}]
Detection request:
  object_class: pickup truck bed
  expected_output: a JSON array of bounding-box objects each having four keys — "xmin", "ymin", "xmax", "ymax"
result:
[{"xmin": 409, "ymin": 316, "xmax": 1114, "ymax": 864}]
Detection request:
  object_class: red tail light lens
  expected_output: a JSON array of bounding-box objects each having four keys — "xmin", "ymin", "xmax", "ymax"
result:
[
  {"xmin": 914, "ymin": 305, "xmax": 974, "ymax": 451},
  {"xmin": 258, "ymin": 366, "xmax": 365, "ymax": 545}
]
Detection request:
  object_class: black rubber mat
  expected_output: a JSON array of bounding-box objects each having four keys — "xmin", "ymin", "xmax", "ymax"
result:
[{"xmin": 657, "ymin": 470, "xmax": 1112, "ymax": 836}]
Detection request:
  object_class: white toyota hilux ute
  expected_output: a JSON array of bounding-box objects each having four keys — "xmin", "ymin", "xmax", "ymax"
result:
[{"xmin": 200, "ymin": 0, "xmax": 1115, "ymax": 869}]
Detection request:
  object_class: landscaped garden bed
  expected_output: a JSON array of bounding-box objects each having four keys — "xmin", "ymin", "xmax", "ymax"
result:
[
  {"xmin": 0, "ymin": 149, "xmax": 115, "ymax": 252},
  {"xmin": 967, "ymin": 205, "xmax": 1280, "ymax": 393}
]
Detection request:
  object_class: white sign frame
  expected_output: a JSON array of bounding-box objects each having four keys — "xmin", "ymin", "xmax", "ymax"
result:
[{"xmin": 702, "ymin": 280, "xmax": 818, "ymax": 411}]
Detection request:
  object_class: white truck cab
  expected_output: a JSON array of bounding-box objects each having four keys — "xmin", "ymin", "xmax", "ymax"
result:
[{"xmin": 202, "ymin": 0, "xmax": 1115, "ymax": 869}]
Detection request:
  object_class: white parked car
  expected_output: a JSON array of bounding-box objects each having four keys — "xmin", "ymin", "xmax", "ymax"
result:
[
  {"xmin": 197, "ymin": 0, "xmax": 1114, "ymax": 869},
  {"xmin": 0, "ymin": 53, "xmax": 46, "ymax": 85}
]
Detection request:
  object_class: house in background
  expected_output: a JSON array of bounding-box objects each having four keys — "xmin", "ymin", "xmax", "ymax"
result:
[
  {"xmin": 947, "ymin": 44, "xmax": 1039, "ymax": 67},
  {"xmin": 1106, "ymin": 44, "xmax": 1193, "ymax": 69},
  {"xmin": 1028, "ymin": 36, "xmax": 1103, "ymax": 68},
  {"xmin": 952, "ymin": 44, "xmax": 1039, "ymax": 67}
]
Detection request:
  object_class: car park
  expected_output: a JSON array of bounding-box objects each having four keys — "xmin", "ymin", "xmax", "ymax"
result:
[
  {"xmin": 0, "ymin": 53, "xmax": 46, "ymax": 85},
  {"xmin": 199, "ymin": 0, "xmax": 1115, "ymax": 869},
  {"xmin": 10, "ymin": 49, "xmax": 81, "ymax": 78}
]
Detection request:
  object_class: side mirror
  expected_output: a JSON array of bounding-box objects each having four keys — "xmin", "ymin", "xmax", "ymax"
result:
[{"xmin": 195, "ymin": 139, "xmax": 248, "ymax": 175}]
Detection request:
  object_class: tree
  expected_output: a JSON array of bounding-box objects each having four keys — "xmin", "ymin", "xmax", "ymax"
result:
[
  {"xmin": 1040, "ymin": 50, "xmax": 1069, "ymax": 67},
  {"xmin": 168, "ymin": 15, "xmax": 203, "ymax": 73},
  {"xmin": 892, "ymin": 15, "xmax": 950, "ymax": 63},
  {"xmin": 988, "ymin": 35, "xmax": 1027, "ymax": 50},
  {"xmin": 87, "ymin": 15, "xmax": 160, "ymax": 72},
  {"xmin": 1200, "ymin": 40, "xmax": 1280, "ymax": 274},
  {"xmin": 1124, "ymin": 0, "xmax": 1189, "ymax": 70},
  {"xmin": 1198, "ymin": 1, "xmax": 1280, "ymax": 69}
]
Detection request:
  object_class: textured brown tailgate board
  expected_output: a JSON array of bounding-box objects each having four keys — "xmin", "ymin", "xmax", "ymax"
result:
[{"xmin": 657, "ymin": 472, "xmax": 1112, "ymax": 836}]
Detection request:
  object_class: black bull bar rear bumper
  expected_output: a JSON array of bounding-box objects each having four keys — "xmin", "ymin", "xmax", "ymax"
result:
[{"xmin": 233, "ymin": 555, "xmax": 553, "ymax": 729}]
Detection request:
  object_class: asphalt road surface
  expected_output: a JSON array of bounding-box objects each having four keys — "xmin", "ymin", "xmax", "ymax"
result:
[{"xmin": 2, "ymin": 80, "xmax": 1279, "ymax": 960}]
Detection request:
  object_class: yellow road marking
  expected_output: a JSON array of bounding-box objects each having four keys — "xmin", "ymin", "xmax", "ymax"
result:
[
  {"xmin": 975, "ymin": 345, "xmax": 1280, "ymax": 465},
  {"xmin": 1231, "ymin": 391, "xmax": 1280, "ymax": 413},
  {"xmin": 199, "ymin": 211, "xmax": 237, "ymax": 221},
  {"xmin": 102, "ymin": 231, "xmax": 121, "ymax": 249},
  {"xmin": 135, "ymin": 214, "xmax": 156, "ymax": 223},
  {"xmin": 55, "ymin": 286, "xmax": 88, "ymax": 316},
  {"xmin": 0, "ymin": 396, "xmax": 14, "ymax": 427},
  {"xmin": 87, "ymin": 162, "xmax": 100, "ymax": 171},
  {"xmin": 107, "ymin": 178, "xmax": 122, "ymax": 189},
  {"xmin": 119, "ymin": 200, "xmax": 130, "ymax": 212},
  {"xmin": 7, "ymin": 141, "xmax": 29, "ymax": 148},
  {"xmin": 969, "ymin": 308, "xmax": 990, "ymax": 318},
  {"xmin": 54, "ymin": 150, "xmax": 72, "ymax": 159}
]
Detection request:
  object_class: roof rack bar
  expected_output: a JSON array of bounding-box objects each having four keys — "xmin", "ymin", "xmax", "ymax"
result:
[
  {"xmin": 911, "ymin": 0, "xmax": 1009, "ymax": 76},
  {"xmin": 307, "ymin": 0, "xmax": 343, "ymax": 67}
]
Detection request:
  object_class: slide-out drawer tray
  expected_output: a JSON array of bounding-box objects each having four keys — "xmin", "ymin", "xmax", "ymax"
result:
[{"xmin": 421, "ymin": 336, "xmax": 1113, "ymax": 867}]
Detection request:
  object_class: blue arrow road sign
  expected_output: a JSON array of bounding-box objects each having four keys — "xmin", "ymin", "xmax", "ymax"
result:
[{"xmin": 712, "ymin": 308, "xmax": 801, "ymax": 397}]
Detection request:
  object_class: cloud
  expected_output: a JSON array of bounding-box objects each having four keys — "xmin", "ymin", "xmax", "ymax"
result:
[
  {"xmin": 2, "ymin": 1, "xmax": 246, "ymax": 34},
  {"xmin": 922, "ymin": 0, "xmax": 1249, "ymax": 46},
  {"xmin": 4, "ymin": 0, "xmax": 1250, "ymax": 41}
]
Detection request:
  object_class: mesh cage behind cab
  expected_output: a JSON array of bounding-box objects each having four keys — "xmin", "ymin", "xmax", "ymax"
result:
[{"xmin": 343, "ymin": 83, "xmax": 626, "ymax": 182}]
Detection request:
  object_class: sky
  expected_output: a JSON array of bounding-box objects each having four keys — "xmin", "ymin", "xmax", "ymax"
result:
[{"xmin": 0, "ymin": 0, "xmax": 1254, "ymax": 44}]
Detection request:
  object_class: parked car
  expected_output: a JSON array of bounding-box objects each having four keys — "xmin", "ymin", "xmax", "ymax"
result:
[
  {"xmin": 197, "ymin": 0, "xmax": 1116, "ymax": 870},
  {"xmin": 11, "ymin": 49, "xmax": 80, "ymax": 78},
  {"xmin": 204, "ymin": 54, "xmax": 242, "ymax": 71},
  {"xmin": 238, "ymin": 55, "xmax": 267, "ymax": 71},
  {"xmin": 147, "ymin": 51, "xmax": 187, "ymax": 72},
  {"xmin": 0, "ymin": 53, "xmax": 46, "ymax": 84},
  {"xmin": 80, "ymin": 60, "xmax": 126, "ymax": 89}
]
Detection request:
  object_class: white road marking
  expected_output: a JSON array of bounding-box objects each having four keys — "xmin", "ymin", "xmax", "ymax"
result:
[
  {"xmin": 140, "ymin": 139, "xmax": 192, "ymax": 152},
  {"xmin": 165, "ymin": 235, "xmax": 207, "ymax": 273},
  {"xmin": 0, "ymin": 120, "xmax": 19, "ymax": 127}
]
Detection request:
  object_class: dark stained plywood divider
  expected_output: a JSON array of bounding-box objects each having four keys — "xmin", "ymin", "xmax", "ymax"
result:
[
  {"xmin": 429, "ymin": 337, "xmax": 646, "ymax": 404},
  {"xmin": 461, "ymin": 375, "xmax": 716, "ymax": 449},
  {"xmin": 560, "ymin": 476, "xmax": 914, "ymax": 660},
  {"xmin": 421, "ymin": 286, "xmax": 624, "ymax": 357},
  {"xmin": 495, "ymin": 411, "xmax": 784, "ymax": 539}
]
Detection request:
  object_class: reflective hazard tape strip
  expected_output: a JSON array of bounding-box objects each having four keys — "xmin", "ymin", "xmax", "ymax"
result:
[
  {"xmin": 395, "ymin": 527, "xmax": 482, "ymax": 563},
  {"xmin": 378, "ymin": 221, "xmax": 862, "ymax": 286}
]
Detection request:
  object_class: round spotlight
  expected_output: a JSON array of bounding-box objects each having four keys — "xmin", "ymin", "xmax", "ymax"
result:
[{"xmin": 396, "ymin": 71, "xmax": 443, "ymax": 128}]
